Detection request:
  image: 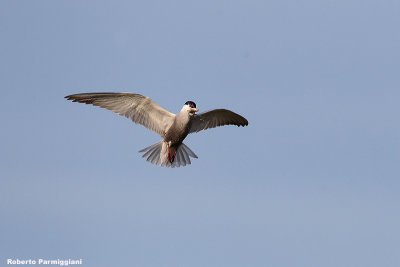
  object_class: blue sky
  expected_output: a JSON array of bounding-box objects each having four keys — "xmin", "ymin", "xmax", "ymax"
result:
[{"xmin": 1, "ymin": 0, "xmax": 399, "ymax": 266}]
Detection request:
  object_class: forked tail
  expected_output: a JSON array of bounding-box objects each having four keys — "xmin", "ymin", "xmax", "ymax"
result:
[{"xmin": 139, "ymin": 140, "xmax": 198, "ymax": 168}]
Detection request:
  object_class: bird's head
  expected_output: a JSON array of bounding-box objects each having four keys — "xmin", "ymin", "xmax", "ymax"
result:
[{"xmin": 183, "ymin": 101, "xmax": 198, "ymax": 116}]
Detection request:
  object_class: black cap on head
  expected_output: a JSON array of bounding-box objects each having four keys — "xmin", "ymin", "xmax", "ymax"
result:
[{"xmin": 185, "ymin": 101, "xmax": 196, "ymax": 108}]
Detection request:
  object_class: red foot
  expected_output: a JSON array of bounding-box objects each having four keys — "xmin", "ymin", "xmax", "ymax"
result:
[{"xmin": 168, "ymin": 147, "xmax": 177, "ymax": 163}]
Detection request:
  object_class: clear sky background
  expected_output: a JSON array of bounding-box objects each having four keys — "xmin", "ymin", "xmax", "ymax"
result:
[{"xmin": 1, "ymin": 0, "xmax": 399, "ymax": 266}]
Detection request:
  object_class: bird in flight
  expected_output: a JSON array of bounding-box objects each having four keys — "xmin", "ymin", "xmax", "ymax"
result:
[{"xmin": 65, "ymin": 92, "xmax": 248, "ymax": 167}]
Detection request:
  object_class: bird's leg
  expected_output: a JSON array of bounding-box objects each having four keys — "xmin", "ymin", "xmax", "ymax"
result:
[
  {"xmin": 168, "ymin": 146, "xmax": 172, "ymax": 163},
  {"xmin": 167, "ymin": 146, "xmax": 177, "ymax": 163}
]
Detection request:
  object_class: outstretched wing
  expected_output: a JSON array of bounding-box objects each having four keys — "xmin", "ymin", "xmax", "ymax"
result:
[
  {"xmin": 189, "ymin": 109, "xmax": 248, "ymax": 133},
  {"xmin": 65, "ymin": 92, "xmax": 175, "ymax": 136}
]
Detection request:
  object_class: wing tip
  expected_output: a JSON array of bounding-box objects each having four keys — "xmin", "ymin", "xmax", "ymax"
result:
[{"xmin": 64, "ymin": 94, "xmax": 81, "ymax": 102}]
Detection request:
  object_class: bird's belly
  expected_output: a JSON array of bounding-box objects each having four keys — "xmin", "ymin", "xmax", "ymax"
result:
[{"xmin": 164, "ymin": 126, "xmax": 190, "ymax": 146}]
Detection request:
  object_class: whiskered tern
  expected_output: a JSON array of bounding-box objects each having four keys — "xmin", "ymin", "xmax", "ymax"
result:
[{"xmin": 65, "ymin": 92, "xmax": 248, "ymax": 167}]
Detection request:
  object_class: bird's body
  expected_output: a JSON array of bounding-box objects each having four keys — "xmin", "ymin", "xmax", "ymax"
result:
[
  {"xmin": 164, "ymin": 107, "xmax": 192, "ymax": 146},
  {"xmin": 65, "ymin": 92, "xmax": 248, "ymax": 167}
]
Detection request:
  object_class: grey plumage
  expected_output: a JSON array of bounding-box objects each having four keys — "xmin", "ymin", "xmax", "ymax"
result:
[
  {"xmin": 65, "ymin": 92, "xmax": 248, "ymax": 168},
  {"xmin": 65, "ymin": 92, "xmax": 174, "ymax": 136},
  {"xmin": 190, "ymin": 109, "xmax": 249, "ymax": 133}
]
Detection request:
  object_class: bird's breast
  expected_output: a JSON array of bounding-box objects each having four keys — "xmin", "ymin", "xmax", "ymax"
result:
[{"xmin": 164, "ymin": 116, "xmax": 192, "ymax": 145}]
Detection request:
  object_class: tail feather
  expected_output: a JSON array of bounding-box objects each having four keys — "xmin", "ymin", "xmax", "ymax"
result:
[
  {"xmin": 139, "ymin": 141, "xmax": 163, "ymax": 166},
  {"xmin": 175, "ymin": 149, "xmax": 182, "ymax": 167},
  {"xmin": 139, "ymin": 140, "xmax": 198, "ymax": 168},
  {"xmin": 142, "ymin": 144, "xmax": 157, "ymax": 158},
  {"xmin": 176, "ymin": 148, "xmax": 186, "ymax": 167},
  {"xmin": 180, "ymin": 147, "xmax": 190, "ymax": 165},
  {"xmin": 181, "ymin": 143, "xmax": 198, "ymax": 159},
  {"xmin": 148, "ymin": 147, "xmax": 161, "ymax": 165}
]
